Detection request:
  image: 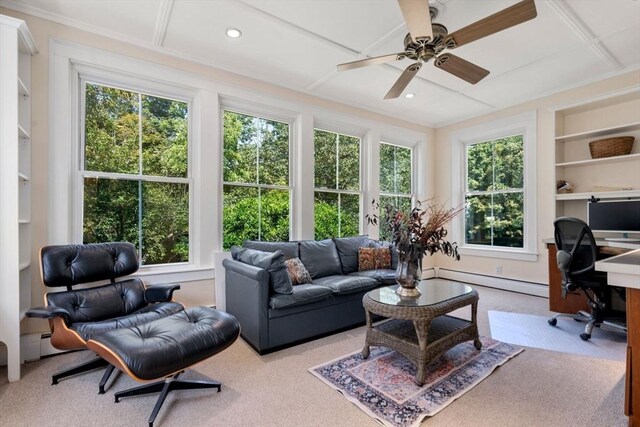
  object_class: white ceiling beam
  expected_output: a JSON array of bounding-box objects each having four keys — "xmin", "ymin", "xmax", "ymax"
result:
[
  {"xmin": 547, "ymin": 0, "xmax": 622, "ymax": 71},
  {"xmin": 152, "ymin": 0, "xmax": 174, "ymax": 47}
]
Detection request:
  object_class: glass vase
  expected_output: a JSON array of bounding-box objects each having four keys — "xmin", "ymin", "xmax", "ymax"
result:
[{"xmin": 395, "ymin": 257, "xmax": 421, "ymax": 298}]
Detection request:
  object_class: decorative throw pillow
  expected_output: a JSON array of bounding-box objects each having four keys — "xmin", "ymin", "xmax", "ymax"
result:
[
  {"xmin": 358, "ymin": 247, "xmax": 392, "ymax": 271},
  {"xmin": 285, "ymin": 257, "xmax": 312, "ymax": 285}
]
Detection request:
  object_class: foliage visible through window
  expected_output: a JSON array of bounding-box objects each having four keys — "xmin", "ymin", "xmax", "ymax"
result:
[
  {"xmin": 379, "ymin": 143, "xmax": 413, "ymax": 241},
  {"xmin": 83, "ymin": 83, "xmax": 189, "ymax": 265},
  {"xmin": 465, "ymin": 135, "xmax": 524, "ymax": 248},
  {"xmin": 223, "ymin": 111, "xmax": 290, "ymax": 250},
  {"xmin": 314, "ymin": 129, "xmax": 360, "ymax": 240}
]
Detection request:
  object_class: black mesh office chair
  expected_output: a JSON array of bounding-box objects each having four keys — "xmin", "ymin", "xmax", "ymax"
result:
[{"xmin": 548, "ymin": 217, "xmax": 626, "ymax": 340}]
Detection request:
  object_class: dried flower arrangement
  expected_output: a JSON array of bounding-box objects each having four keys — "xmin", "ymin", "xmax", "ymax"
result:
[{"xmin": 366, "ymin": 198, "xmax": 463, "ymax": 267}]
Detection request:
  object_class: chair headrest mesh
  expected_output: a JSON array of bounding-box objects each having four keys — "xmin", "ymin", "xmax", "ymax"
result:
[{"xmin": 40, "ymin": 242, "xmax": 139, "ymax": 288}]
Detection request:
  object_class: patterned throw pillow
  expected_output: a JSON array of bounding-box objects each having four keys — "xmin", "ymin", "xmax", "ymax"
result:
[
  {"xmin": 285, "ymin": 257, "xmax": 312, "ymax": 285},
  {"xmin": 358, "ymin": 247, "xmax": 392, "ymax": 271}
]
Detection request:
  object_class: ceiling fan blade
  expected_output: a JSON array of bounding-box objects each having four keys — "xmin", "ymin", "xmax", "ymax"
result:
[
  {"xmin": 398, "ymin": 0, "xmax": 433, "ymax": 42},
  {"xmin": 434, "ymin": 53, "xmax": 489, "ymax": 84},
  {"xmin": 447, "ymin": 0, "xmax": 537, "ymax": 48},
  {"xmin": 384, "ymin": 62, "xmax": 422, "ymax": 99},
  {"xmin": 337, "ymin": 53, "xmax": 406, "ymax": 71}
]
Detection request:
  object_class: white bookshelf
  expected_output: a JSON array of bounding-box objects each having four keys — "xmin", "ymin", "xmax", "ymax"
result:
[
  {"xmin": 0, "ymin": 14, "xmax": 38, "ymax": 382},
  {"xmin": 553, "ymin": 88, "xmax": 640, "ymax": 221}
]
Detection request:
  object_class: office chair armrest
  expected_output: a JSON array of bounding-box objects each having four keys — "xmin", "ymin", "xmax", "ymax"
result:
[
  {"xmin": 25, "ymin": 306, "xmax": 71, "ymax": 321},
  {"xmin": 145, "ymin": 284, "xmax": 181, "ymax": 303}
]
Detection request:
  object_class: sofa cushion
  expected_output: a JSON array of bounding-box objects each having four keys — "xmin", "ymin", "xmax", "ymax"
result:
[
  {"xmin": 299, "ymin": 239, "xmax": 342, "ymax": 279},
  {"xmin": 244, "ymin": 240, "xmax": 299, "ymax": 260},
  {"xmin": 358, "ymin": 247, "xmax": 391, "ymax": 271},
  {"xmin": 231, "ymin": 247, "xmax": 293, "ymax": 295},
  {"xmin": 349, "ymin": 269, "xmax": 397, "ymax": 286},
  {"xmin": 269, "ymin": 284, "xmax": 333, "ymax": 309},
  {"xmin": 368, "ymin": 240, "xmax": 399, "ymax": 270},
  {"xmin": 333, "ymin": 235, "xmax": 370, "ymax": 274},
  {"xmin": 285, "ymin": 257, "xmax": 312, "ymax": 285},
  {"xmin": 312, "ymin": 275, "xmax": 379, "ymax": 296}
]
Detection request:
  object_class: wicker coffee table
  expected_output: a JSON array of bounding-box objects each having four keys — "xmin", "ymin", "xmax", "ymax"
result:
[{"xmin": 362, "ymin": 279, "xmax": 481, "ymax": 386}]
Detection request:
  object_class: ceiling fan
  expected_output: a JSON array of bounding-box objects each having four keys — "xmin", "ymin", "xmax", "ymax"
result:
[{"xmin": 337, "ymin": 0, "xmax": 538, "ymax": 99}]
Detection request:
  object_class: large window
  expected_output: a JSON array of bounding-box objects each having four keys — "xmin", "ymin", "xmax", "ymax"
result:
[
  {"xmin": 82, "ymin": 82, "xmax": 190, "ymax": 265},
  {"xmin": 223, "ymin": 110, "xmax": 290, "ymax": 250},
  {"xmin": 313, "ymin": 129, "xmax": 361, "ymax": 240},
  {"xmin": 379, "ymin": 142, "xmax": 413, "ymax": 241},
  {"xmin": 465, "ymin": 135, "xmax": 524, "ymax": 248},
  {"xmin": 451, "ymin": 111, "xmax": 537, "ymax": 260}
]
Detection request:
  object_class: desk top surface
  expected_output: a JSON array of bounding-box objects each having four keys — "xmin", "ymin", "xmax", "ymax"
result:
[
  {"xmin": 595, "ymin": 249, "xmax": 640, "ymax": 289},
  {"xmin": 544, "ymin": 238, "xmax": 640, "ymax": 250}
]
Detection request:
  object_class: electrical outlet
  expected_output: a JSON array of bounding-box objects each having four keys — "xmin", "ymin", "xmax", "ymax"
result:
[{"xmin": 496, "ymin": 266, "xmax": 503, "ymax": 275}]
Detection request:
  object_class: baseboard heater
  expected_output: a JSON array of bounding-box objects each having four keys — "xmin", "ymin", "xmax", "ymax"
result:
[{"xmin": 435, "ymin": 268, "xmax": 548, "ymax": 298}]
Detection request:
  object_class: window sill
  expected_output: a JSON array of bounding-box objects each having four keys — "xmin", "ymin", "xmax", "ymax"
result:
[
  {"xmin": 132, "ymin": 264, "xmax": 214, "ymax": 284},
  {"xmin": 458, "ymin": 246, "xmax": 539, "ymax": 262}
]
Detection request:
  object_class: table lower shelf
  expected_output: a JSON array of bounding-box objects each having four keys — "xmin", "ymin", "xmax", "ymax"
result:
[{"xmin": 364, "ymin": 315, "xmax": 480, "ymax": 385}]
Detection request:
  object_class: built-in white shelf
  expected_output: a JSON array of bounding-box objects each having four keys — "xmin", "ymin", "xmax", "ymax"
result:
[
  {"xmin": 18, "ymin": 124, "xmax": 29, "ymax": 139},
  {"xmin": 555, "ymin": 121, "xmax": 640, "ymax": 143},
  {"xmin": 556, "ymin": 190, "xmax": 640, "ymax": 201},
  {"xmin": 17, "ymin": 172, "xmax": 29, "ymax": 181},
  {"xmin": 19, "ymin": 261, "xmax": 30, "ymax": 270},
  {"xmin": 18, "ymin": 219, "xmax": 29, "ymax": 224},
  {"xmin": 555, "ymin": 153, "xmax": 640, "ymax": 167},
  {"xmin": 17, "ymin": 77, "xmax": 29, "ymax": 97}
]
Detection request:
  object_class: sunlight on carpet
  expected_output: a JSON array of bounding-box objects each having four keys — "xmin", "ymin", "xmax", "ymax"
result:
[
  {"xmin": 488, "ymin": 310, "xmax": 626, "ymax": 362},
  {"xmin": 309, "ymin": 337, "xmax": 522, "ymax": 427}
]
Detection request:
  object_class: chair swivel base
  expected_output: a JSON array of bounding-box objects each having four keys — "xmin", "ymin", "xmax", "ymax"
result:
[
  {"xmin": 548, "ymin": 311, "xmax": 627, "ymax": 340},
  {"xmin": 52, "ymin": 356, "xmax": 115, "ymax": 393},
  {"xmin": 115, "ymin": 371, "xmax": 221, "ymax": 427}
]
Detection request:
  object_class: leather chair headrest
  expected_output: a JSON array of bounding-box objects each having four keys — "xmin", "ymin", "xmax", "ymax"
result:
[{"xmin": 41, "ymin": 242, "xmax": 139, "ymax": 288}]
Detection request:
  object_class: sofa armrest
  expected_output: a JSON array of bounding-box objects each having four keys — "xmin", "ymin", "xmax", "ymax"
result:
[
  {"xmin": 26, "ymin": 306, "xmax": 71, "ymax": 321},
  {"xmin": 145, "ymin": 284, "xmax": 181, "ymax": 303},
  {"xmin": 223, "ymin": 258, "xmax": 271, "ymax": 352}
]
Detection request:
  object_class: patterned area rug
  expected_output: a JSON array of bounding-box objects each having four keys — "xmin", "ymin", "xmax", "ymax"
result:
[{"xmin": 309, "ymin": 337, "xmax": 523, "ymax": 427}]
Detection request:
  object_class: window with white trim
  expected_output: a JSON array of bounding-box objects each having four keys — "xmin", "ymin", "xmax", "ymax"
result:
[
  {"xmin": 379, "ymin": 142, "xmax": 413, "ymax": 241},
  {"xmin": 222, "ymin": 110, "xmax": 291, "ymax": 250},
  {"xmin": 313, "ymin": 129, "xmax": 361, "ymax": 240},
  {"xmin": 465, "ymin": 135, "xmax": 524, "ymax": 248},
  {"xmin": 451, "ymin": 111, "xmax": 537, "ymax": 260},
  {"xmin": 82, "ymin": 82, "xmax": 190, "ymax": 265}
]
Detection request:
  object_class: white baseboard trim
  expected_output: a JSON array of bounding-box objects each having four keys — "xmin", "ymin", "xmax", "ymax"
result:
[
  {"xmin": 435, "ymin": 268, "xmax": 549, "ymax": 298},
  {"xmin": 0, "ymin": 334, "xmax": 66, "ymax": 366}
]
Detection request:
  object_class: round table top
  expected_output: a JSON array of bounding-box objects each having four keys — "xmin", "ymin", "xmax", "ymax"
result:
[{"xmin": 365, "ymin": 279, "xmax": 476, "ymax": 308}]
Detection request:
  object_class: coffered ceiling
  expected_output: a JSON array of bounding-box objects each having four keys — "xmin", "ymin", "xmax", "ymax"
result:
[{"xmin": 2, "ymin": 0, "xmax": 639, "ymax": 127}]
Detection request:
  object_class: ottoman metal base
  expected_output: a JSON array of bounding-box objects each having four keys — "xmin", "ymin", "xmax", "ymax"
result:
[{"xmin": 115, "ymin": 371, "xmax": 221, "ymax": 427}]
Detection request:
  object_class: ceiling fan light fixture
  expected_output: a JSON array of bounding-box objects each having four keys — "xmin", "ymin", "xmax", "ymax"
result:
[
  {"xmin": 405, "ymin": 93, "xmax": 415, "ymax": 98},
  {"xmin": 226, "ymin": 28, "xmax": 242, "ymax": 39}
]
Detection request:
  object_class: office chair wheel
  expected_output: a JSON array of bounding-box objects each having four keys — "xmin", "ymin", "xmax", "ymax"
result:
[
  {"xmin": 580, "ymin": 333, "xmax": 591, "ymax": 341},
  {"xmin": 548, "ymin": 318, "xmax": 557, "ymax": 326}
]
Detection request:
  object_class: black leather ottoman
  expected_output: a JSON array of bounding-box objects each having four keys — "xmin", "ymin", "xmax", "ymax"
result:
[{"xmin": 87, "ymin": 307, "xmax": 240, "ymax": 426}]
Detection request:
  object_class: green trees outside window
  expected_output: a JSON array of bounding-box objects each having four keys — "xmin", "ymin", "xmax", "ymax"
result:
[
  {"xmin": 83, "ymin": 83, "xmax": 189, "ymax": 265},
  {"xmin": 222, "ymin": 111, "xmax": 290, "ymax": 250},
  {"xmin": 465, "ymin": 135, "xmax": 524, "ymax": 248},
  {"xmin": 379, "ymin": 143, "xmax": 413, "ymax": 241},
  {"xmin": 314, "ymin": 129, "xmax": 361, "ymax": 240}
]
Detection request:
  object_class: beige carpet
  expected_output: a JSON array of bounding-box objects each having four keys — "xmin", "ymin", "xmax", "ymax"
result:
[{"xmin": 0, "ymin": 285, "xmax": 628, "ymax": 427}]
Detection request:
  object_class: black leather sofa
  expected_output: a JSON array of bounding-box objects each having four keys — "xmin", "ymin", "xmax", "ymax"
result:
[{"xmin": 223, "ymin": 236, "xmax": 397, "ymax": 354}]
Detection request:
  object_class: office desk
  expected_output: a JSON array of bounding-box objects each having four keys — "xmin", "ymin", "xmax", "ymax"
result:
[
  {"xmin": 545, "ymin": 239, "xmax": 640, "ymax": 313},
  {"xmin": 596, "ymin": 249, "xmax": 640, "ymax": 427}
]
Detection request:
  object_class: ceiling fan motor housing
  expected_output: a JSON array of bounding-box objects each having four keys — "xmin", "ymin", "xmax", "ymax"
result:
[{"xmin": 403, "ymin": 23, "xmax": 449, "ymax": 62}]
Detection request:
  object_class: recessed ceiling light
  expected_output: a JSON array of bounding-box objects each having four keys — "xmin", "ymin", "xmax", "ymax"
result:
[
  {"xmin": 226, "ymin": 28, "xmax": 242, "ymax": 38},
  {"xmin": 405, "ymin": 93, "xmax": 415, "ymax": 99}
]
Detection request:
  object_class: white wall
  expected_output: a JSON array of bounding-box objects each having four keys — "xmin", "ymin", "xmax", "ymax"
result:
[
  {"xmin": 0, "ymin": 8, "xmax": 431, "ymax": 334},
  {"xmin": 433, "ymin": 70, "xmax": 640, "ymax": 286}
]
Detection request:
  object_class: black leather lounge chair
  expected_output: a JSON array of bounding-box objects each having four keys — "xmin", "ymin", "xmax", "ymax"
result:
[{"xmin": 26, "ymin": 242, "xmax": 184, "ymax": 393}]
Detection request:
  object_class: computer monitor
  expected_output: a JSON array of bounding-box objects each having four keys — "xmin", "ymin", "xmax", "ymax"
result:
[{"xmin": 587, "ymin": 199, "xmax": 640, "ymax": 236}]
